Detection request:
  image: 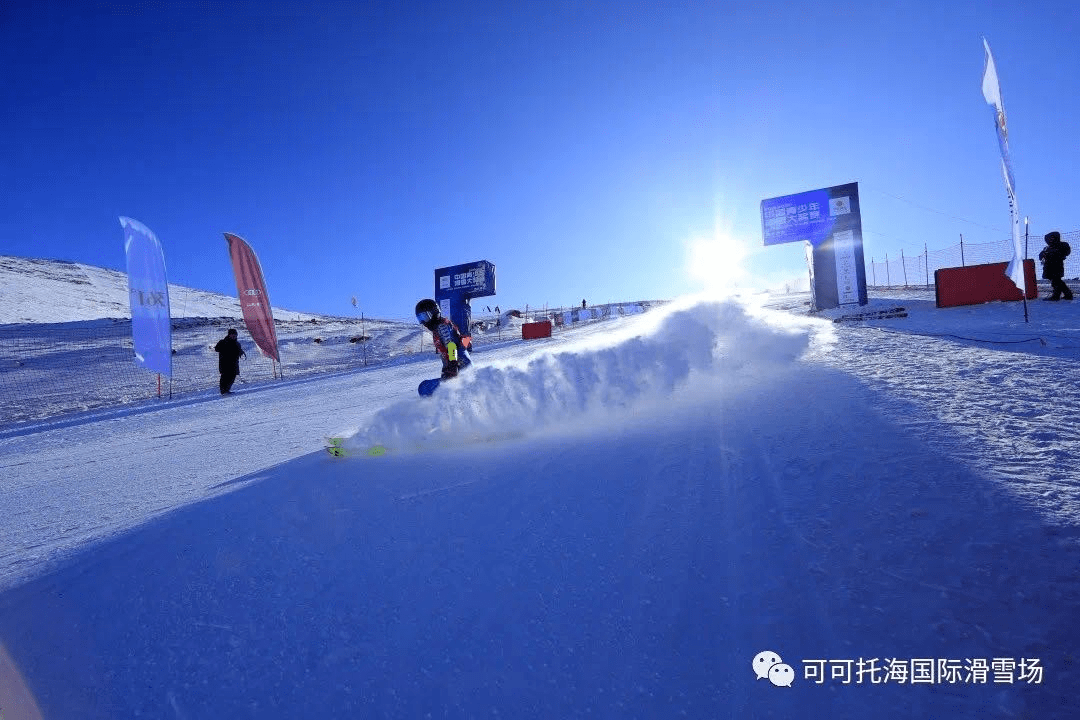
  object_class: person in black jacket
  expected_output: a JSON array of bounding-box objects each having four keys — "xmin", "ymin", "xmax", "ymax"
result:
[
  {"xmin": 214, "ymin": 328, "xmax": 247, "ymax": 394},
  {"xmin": 1038, "ymin": 230, "xmax": 1073, "ymax": 301}
]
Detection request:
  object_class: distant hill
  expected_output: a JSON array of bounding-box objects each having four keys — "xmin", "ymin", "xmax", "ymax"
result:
[{"xmin": 0, "ymin": 255, "xmax": 327, "ymax": 324}]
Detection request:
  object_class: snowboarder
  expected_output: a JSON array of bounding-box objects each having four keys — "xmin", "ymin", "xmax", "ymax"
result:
[
  {"xmin": 214, "ymin": 328, "xmax": 246, "ymax": 394},
  {"xmin": 1039, "ymin": 230, "xmax": 1073, "ymax": 301},
  {"xmin": 415, "ymin": 299, "xmax": 471, "ymax": 380}
]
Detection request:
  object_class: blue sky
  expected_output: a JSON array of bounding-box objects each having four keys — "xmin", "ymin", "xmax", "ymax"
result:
[{"xmin": 2, "ymin": 1, "xmax": 1078, "ymax": 318}]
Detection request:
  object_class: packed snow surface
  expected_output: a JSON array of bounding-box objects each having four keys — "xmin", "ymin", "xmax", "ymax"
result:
[{"xmin": 1, "ymin": 288, "xmax": 1079, "ymax": 718}]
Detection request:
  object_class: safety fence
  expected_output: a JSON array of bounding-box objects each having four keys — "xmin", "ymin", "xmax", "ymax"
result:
[
  {"xmin": 867, "ymin": 230, "xmax": 1080, "ymax": 288},
  {"xmin": 0, "ymin": 316, "xmax": 423, "ymax": 428},
  {"xmin": 468, "ymin": 301, "xmax": 655, "ymax": 334}
]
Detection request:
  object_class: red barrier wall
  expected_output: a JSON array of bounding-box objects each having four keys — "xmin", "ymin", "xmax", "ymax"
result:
[
  {"xmin": 934, "ymin": 259, "xmax": 1037, "ymax": 308},
  {"xmin": 521, "ymin": 320, "xmax": 552, "ymax": 340}
]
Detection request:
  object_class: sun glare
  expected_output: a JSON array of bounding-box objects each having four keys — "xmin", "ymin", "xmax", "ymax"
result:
[{"xmin": 684, "ymin": 222, "xmax": 753, "ymax": 294}]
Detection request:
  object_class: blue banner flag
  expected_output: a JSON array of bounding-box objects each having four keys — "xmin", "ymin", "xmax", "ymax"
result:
[
  {"xmin": 981, "ymin": 38, "xmax": 1025, "ymax": 292},
  {"xmin": 120, "ymin": 217, "xmax": 172, "ymax": 377}
]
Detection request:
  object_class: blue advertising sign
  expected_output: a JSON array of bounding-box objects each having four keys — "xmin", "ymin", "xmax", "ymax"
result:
[
  {"xmin": 433, "ymin": 260, "xmax": 496, "ymax": 341},
  {"xmin": 761, "ymin": 184, "xmax": 861, "ymax": 247},
  {"xmin": 761, "ymin": 183, "xmax": 867, "ymax": 310},
  {"xmin": 434, "ymin": 260, "xmax": 496, "ymax": 300}
]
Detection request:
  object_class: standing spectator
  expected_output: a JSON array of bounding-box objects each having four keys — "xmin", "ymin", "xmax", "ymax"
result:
[
  {"xmin": 214, "ymin": 328, "xmax": 246, "ymax": 394},
  {"xmin": 582, "ymin": 299, "xmax": 587, "ymax": 309},
  {"xmin": 1039, "ymin": 231, "xmax": 1073, "ymax": 301}
]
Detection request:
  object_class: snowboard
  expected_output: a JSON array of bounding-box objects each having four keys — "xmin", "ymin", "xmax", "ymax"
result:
[
  {"xmin": 418, "ymin": 378, "xmax": 442, "ymax": 396},
  {"xmin": 326, "ymin": 436, "xmax": 387, "ymax": 458}
]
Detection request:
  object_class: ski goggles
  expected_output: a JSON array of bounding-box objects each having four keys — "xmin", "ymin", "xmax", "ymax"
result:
[{"xmin": 416, "ymin": 309, "xmax": 437, "ymax": 324}]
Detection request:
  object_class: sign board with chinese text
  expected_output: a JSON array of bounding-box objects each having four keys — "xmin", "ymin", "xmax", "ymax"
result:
[
  {"xmin": 433, "ymin": 260, "xmax": 496, "ymax": 340},
  {"xmin": 760, "ymin": 182, "xmax": 867, "ymax": 310},
  {"xmin": 435, "ymin": 260, "xmax": 496, "ymax": 300}
]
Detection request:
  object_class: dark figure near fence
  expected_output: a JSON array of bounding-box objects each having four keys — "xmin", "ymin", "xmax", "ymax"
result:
[
  {"xmin": 1039, "ymin": 231, "xmax": 1073, "ymax": 301},
  {"xmin": 214, "ymin": 328, "xmax": 247, "ymax": 394},
  {"xmin": 582, "ymin": 299, "xmax": 587, "ymax": 309}
]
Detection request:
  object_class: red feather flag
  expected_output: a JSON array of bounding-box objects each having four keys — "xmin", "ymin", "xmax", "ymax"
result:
[{"xmin": 224, "ymin": 233, "xmax": 280, "ymax": 363}]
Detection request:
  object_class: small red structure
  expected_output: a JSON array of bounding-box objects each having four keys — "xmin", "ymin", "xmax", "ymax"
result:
[
  {"xmin": 934, "ymin": 259, "xmax": 1037, "ymax": 308},
  {"xmin": 521, "ymin": 320, "xmax": 552, "ymax": 340}
]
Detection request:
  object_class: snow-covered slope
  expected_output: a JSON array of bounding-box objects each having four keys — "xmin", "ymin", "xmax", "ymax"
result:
[
  {"xmin": 1, "ymin": 290, "xmax": 1078, "ymax": 718},
  {"xmin": 0, "ymin": 255, "xmax": 325, "ymax": 324}
]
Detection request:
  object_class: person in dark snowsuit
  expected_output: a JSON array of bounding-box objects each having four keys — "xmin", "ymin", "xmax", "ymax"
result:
[
  {"xmin": 415, "ymin": 299, "xmax": 472, "ymax": 380},
  {"xmin": 1039, "ymin": 230, "xmax": 1073, "ymax": 301},
  {"xmin": 214, "ymin": 328, "xmax": 247, "ymax": 394}
]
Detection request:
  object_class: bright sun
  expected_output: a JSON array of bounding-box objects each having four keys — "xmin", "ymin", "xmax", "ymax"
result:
[{"xmin": 684, "ymin": 222, "xmax": 752, "ymax": 293}]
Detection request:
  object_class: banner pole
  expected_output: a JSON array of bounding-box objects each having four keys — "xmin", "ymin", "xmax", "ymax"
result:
[{"xmin": 1023, "ymin": 218, "xmax": 1030, "ymax": 323}]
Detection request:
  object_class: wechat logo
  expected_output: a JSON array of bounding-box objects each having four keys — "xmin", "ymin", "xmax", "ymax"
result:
[{"xmin": 753, "ymin": 650, "xmax": 795, "ymax": 688}]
